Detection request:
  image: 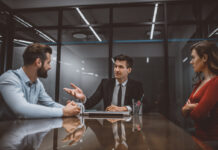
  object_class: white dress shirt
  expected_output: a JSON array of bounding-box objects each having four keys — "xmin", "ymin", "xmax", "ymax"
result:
[{"xmin": 111, "ymin": 79, "xmax": 132, "ymax": 112}]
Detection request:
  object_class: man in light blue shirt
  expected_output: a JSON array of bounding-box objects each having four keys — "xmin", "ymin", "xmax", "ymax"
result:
[{"xmin": 0, "ymin": 43, "xmax": 80, "ymax": 119}]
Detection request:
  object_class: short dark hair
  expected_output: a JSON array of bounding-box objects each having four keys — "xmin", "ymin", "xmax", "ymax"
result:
[
  {"xmin": 114, "ymin": 54, "xmax": 133, "ymax": 68},
  {"xmin": 23, "ymin": 43, "xmax": 52, "ymax": 66}
]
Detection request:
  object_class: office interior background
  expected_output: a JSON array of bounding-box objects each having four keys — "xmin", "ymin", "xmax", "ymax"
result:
[{"xmin": 0, "ymin": 0, "xmax": 218, "ymax": 129}]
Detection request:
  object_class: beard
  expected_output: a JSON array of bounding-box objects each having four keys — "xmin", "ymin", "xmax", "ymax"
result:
[{"xmin": 37, "ymin": 65, "xmax": 48, "ymax": 78}]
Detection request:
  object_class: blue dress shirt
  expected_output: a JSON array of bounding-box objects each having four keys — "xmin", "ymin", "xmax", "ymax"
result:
[{"xmin": 0, "ymin": 67, "xmax": 64, "ymax": 119}]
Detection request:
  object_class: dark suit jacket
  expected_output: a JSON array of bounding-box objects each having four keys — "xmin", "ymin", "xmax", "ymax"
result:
[{"xmin": 85, "ymin": 78, "xmax": 144, "ymax": 110}]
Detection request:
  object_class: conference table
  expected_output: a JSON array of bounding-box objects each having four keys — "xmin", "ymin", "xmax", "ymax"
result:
[{"xmin": 0, "ymin": 113, "xmax": 216, "ymax": 150}]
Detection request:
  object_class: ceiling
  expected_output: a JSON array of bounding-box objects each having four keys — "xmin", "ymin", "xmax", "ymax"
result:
[
  {"xmin": 0, "ymin": 0, "xmax": 218, "ymax": 44},
  {"xmin": 13, "ymin": 4, "xmax": 165, "ymax": 43},
  {"xmin": 1, "ymin": 0, "xmax": 178, "ymax": 9}
]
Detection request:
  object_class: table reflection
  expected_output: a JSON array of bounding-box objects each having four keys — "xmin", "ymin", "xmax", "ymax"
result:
[
  {"xmin": 62, "ymin": 117, "xmax": 85, "ymax": 145},
  {"xmin": 0, "ymin": 114, "xmax": 217, "ymax": 150},
  {"xmin": 0, "ymin": 118, "xmax": 62, "ymax": 150}
]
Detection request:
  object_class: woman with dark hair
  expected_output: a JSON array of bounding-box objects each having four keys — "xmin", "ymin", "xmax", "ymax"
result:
[{"xmin": 182, "ymin": 40, "xmax": 218, "ymax": 140}]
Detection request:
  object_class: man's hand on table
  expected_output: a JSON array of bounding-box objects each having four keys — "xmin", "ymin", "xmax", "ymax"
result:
[
  {"xmin": 63, "ymin": 101, "xmax": 81, "ymax": 117},
  {"xmin": 106, "ymin": 105, "xmax": 128, "ymax": 112}
]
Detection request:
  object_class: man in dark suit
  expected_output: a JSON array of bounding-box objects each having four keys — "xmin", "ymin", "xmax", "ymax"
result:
[{"xmin": 64, "ymin": 54, "xmax": 144, "ymax": 112}]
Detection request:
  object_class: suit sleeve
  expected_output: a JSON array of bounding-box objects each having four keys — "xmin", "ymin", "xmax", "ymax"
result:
[
  {"xmin": 190, "ymin": 79, "xmax": 218, "ymax": 121},
  {"xmin": 85, "ymin": 79, "xmax": 104, "ymax": 109}
]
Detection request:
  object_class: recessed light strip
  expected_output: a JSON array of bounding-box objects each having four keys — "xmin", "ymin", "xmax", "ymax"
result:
[
  {"xmin": 14, "ymin": 41, "xmax": 28, "ymax": 46},
  {"xmin": 208, "ymin": 28, "xmax": 218, "ymax": 38},
  {"xmin": 88, "ymin": 26, "xmax": 102, "ymax": 42},
  {"xmin": 150, "ymin": 3, "xmax": 159, "ymax": 40},
  {"xmin": 76, "ymin": 7, "xmax": 102, "ymax": 42},
  {"xmin": 182, "ymin": 57, "xmax": 188, "ymax": 63},
  {"xmin": 14, "ymin": 39, "xmax": 33, "ymax": 46},
  {"xmin": 35, "ymin": 29, "xmax": 55, "ymax": 43},
  {"xmin": 13, "ymin": 15, "xmax": 33, "ymax": 28},
  {"xmin": 13, "ymin": 15, "xmax": 55, "ymax": 43},
  {"xmin": 14, "ymin": 39, "xmax": 33, "ymax": 44}
]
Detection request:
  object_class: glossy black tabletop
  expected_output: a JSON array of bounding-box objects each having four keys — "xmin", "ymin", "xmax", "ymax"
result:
[{"xmin": 0, "ymin": 113, "xmax": 216, "ymax": 150}]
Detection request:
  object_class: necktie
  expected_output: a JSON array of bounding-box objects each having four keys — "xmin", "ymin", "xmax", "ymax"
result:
[{"xmin": 118, "ymin": 84, "xmax": 122, "ymax": 106}]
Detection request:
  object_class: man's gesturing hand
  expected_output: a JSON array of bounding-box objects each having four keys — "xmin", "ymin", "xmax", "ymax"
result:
[{"xmin": 64, "ymin": 83, "xmax": 86, "ymax": 102}]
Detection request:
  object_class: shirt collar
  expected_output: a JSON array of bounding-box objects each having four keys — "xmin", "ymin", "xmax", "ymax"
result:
[
  {"xmin": 18, "ymin": 67, "xmax": 37, "ymax": 85},
  {"xmin": 115, "ymin": 79, "xmax": 128, "ymax": 87}
]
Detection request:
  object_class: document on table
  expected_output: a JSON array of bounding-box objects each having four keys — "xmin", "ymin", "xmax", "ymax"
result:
[{"xmin": 82, "ymin": 110, "xmax": 130, "ymax": 116}]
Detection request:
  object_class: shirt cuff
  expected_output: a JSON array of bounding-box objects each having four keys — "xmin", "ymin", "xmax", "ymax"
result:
[
  {"xmin": 53, "ymin": 107, "xmax": 63, "ymax": 117},
  {"xmin": 126, "ymin": 106, "xmax": 132, "ymax": 112}
]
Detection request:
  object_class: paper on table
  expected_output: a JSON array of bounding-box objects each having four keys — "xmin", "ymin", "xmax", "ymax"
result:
[{"xmin": 82, "ymin": 110, "xmax": 130, "ymax": 116}]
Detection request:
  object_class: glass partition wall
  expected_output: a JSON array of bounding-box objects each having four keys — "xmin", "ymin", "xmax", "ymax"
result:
[
  {"xmin": 59, "ymin": 7, "xmax": 110, "ymax": 109},
  {"xmin": 0, "ymin": 1, "xmax": 218, "ymax": 128}
]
